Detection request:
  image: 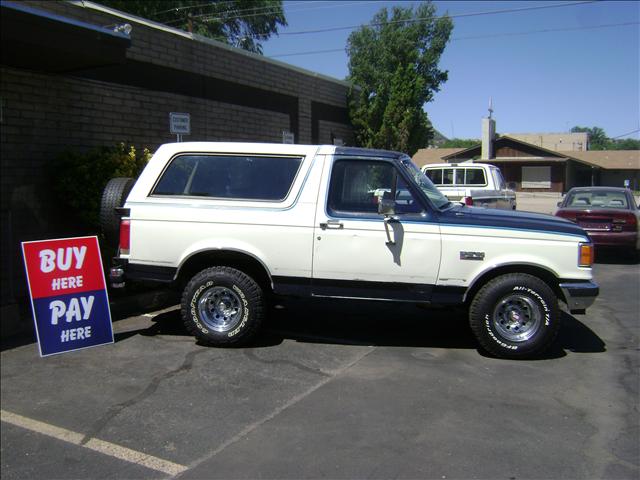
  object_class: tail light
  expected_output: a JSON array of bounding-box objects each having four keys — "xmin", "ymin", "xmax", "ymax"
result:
[
  {"xmin": 119, "ymin": 219, "xmax": 131, "ymax": 255},
  {"xmin": 578, "ymin": 242, "xmax": 594, "ymax": 267},
  {"xmin": 555, "ymin": 210, "xmax": 577, "ymax": 223},
  {"xmin": 611, "ymin": 212, "xmax": 637, "ymax": 232},
  {"xmin": 462, "ymin": 196, "xmax": 473, "ymax": 206}
]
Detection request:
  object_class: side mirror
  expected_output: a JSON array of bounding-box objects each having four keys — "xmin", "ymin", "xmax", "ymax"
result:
[
  {"xmin": 378, "ymin": 199, "xmax": 396, "ymax": 216},
  {"xmin": 557, "ymin": 201, "xmax": 562, "ymax": 207}
]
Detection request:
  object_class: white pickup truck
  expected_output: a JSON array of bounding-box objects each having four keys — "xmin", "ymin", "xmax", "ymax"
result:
[
  {"xmin": 105, "ymin": 142, "xmax": 598, "ymax": 359},
  {"xmin": 422, "ymin": 162, "xmax": 517, "ymax": 209}
]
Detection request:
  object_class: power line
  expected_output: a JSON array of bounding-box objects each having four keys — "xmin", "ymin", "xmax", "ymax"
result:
[
  {"xmin": 166, "ymin": 0, "xmax": 384, "ymax": 26},
  {"xmin": 162, "ymin": 1, "xmax": 322, "ymax": 25},
  {"xmin": 150, "ymin": 1, "xmax": 237, "ymax": 18},
  {"xmin": 151, "ymin": 0, "xmax": 303, "ymax": 19},
  {"xmin": 268, "ymin": 21, "xmax": 638, "ymax": 58},
  {"xmin": 610, "ymin": 129, "xmax": 640, "ymax": 139},
  {"xmin": 278, "ymin": 1, "xmax": 599, "ymax": 36}
]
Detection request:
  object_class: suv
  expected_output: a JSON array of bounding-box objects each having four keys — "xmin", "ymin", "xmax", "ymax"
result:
[
  {"xmin": 106, "ymin": 142, "xmax": 598, "ymax": 359},
  {"xmin": 422, "ymin": 162, "xmax": 516, "ymax": 210}
]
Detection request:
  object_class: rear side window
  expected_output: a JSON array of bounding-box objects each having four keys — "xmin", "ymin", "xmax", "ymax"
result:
[
  {"xmin": 492, "ymin": 168, "xmax": 507, "ymax": 190},
  {"xmin": 425, "ymin": 168, "xmax": 443, "ymax": 185},
  {"xmin": 465, "ymin": 168, "xmax": 486, "ymax": 185},
  {"xmin": 443, "ymin": 168, "xmax": 455, "ymax": 185},
  {"xmin": 152, "ymin": 154, "xmax": 302, "ymax": 201}
]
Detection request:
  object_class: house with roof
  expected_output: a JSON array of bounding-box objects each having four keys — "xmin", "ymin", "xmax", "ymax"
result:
[{"xmin": 413, "ymin": 117, "xmax": 640, "ymax": 192}]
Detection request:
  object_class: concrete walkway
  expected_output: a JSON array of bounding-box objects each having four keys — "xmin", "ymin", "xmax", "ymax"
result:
[{"xmin": 516, "ymin": 192, "xmax": 563, "ymax": 215}]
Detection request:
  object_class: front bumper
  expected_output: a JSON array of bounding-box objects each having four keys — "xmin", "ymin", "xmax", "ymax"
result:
[{"xmin": 559, "ymin": 281, "xmax": 599, "ymax": 313}]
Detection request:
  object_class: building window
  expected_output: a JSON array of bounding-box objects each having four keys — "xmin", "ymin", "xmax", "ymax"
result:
[{"xmin": 521, "ymin": 166, "xmax": 551, "ymax": 189}]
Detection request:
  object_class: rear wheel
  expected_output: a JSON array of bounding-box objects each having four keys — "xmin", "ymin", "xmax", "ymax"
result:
[
  {"xmin": 469, "ymin": 273, "xmax": 560, "ymax": 359},
  {"xmin": 181, "ymin": 267, "xmax": 264, "ymax": 346}
]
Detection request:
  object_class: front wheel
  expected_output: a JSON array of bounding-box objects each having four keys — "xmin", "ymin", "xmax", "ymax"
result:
[
  {"xmin": 469, "ymin": 273, "xmax": 560, "ymax": 359},
  {"xmin": 181, "ymin": 267, "xmax": 264, "ymax": 346}
]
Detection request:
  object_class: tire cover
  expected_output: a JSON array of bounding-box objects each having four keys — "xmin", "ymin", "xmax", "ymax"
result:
[{"xmin": 100, "ymin": 177, "xmax": 135, "ymax": 245}]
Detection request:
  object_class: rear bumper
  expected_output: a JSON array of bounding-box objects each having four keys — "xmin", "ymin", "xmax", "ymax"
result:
[
  {"xmin": 586, "ymin": 231, "xmax": 637, "ymax": 248},
  {"xmin": 109, "ymin": 259, "xmax": 176, "ymax": 288},
  {"xmin": 559, "ymin": 281, "xmax": 599, "ymax": 313}
]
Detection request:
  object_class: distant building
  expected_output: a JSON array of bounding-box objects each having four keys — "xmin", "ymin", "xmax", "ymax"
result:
[
  {"xmin": 504, "ymin": 132, "xmax": 589, "ymax": 152},
  {"xmin": 413, "ymin": 117, "xmax": 639, "ymax": 192}
]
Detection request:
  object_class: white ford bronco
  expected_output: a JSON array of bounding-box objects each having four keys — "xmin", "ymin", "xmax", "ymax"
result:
[
  {"xmin": 422, "ymin": 162, "xmax": 517, "ymax": 209},
  {"xmin": 106, "ymin": 142, "xmax": 598, "ymax": 358}
]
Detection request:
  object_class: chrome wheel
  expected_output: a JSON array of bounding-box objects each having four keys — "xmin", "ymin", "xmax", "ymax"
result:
[
  {"xmin": 198, "ymin": 286, "xmax": 243, "ymax": 333},
  {"xmin": 492, "ymin": 294, "xmax": 541, "ymax": 342}
]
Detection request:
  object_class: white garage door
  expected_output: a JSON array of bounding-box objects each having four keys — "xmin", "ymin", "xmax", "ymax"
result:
[{"xmin": 522, "ymin": 166, "xmax": 551, "ymax": 189}]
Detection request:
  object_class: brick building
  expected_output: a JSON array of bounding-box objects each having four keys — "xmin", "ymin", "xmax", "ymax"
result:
[{"xmin": 0, "ymin": 0, "xmax": 355, "ymax": 329}]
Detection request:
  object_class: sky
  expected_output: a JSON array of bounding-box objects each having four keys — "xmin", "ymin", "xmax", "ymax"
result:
[{"xmin": 260, "ymin": 0, "xmax": 640, "ymax": 140}]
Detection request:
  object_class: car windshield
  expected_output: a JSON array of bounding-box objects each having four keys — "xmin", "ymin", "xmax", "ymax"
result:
[
  {"xmin": 399, "ymin": 158, "xmax": 452, "ymax": 210},
  {"xmin": 565, "ymin": 190, "xmax": 629, "ymax": 209}
]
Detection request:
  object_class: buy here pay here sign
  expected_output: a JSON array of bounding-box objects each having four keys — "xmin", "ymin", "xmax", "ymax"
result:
[{"xmin": 22, "ymin": 236, "xmax": 114, "ymax": 356}]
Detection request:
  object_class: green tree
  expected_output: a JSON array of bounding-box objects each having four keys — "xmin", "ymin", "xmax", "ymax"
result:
[
  {"xmin": 611, "ymin": 138, "xmax": 640, "ymax": 150},
  {"xmin": 440, "ymin": 138, "xmax": 480, "ymax": 148},
  {"xmin": 571, "ymin": 126, "xmax": 640, "ymax": 150},
  {"xmin": 571, "ymin": 126, "xmax": 608, "ymax": 150},
  {"xmin": 346, "ymin": 2, "xmax": 453, "ymax": 156},
  {"xmin": 98, "ymin": 0, "xmax": 286, "ymax": 54}
]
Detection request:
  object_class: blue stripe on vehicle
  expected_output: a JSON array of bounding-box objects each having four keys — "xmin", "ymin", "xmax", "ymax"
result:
[{"xmin": 439, "ymin": 222, "xmax": 588, "ymax": 240}]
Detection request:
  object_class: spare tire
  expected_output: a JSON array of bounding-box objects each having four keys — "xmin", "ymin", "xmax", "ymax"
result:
[{"xmin": 100, "ymin": 177, "xmax": 135, "ymax": 246}]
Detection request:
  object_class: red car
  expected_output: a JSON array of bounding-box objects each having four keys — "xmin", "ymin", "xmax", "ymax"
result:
[{"xmin": 555, "ymin": 187, "xmax": 640, "ymax": 256}]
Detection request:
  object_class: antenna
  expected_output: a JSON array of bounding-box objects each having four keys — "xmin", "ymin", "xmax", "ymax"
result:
[{"xmin": 488, "ymin": 97, "xmax": 494, "ymax": 119}]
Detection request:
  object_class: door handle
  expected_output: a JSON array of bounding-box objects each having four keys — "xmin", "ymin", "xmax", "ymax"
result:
[{"xmin": 319, "ymin": 220, "xmax": 344, "ymax": 230}]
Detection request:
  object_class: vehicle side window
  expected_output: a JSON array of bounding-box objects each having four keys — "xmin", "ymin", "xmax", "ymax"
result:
[
  {"xmin": 328, "ymin": 160, "xmax": 422, "ymax": 216},
  {"xmin": 443, "ymin": 168, "xmax": 455, "ymax": 185},
  {"xmin": 425, "ymin": 168, "xmax": 442, "ymax": 185},
  {"xmin": 152, "ymin": 154, "xmax": 302, "ymax": 201},
  {"xmin": 454, "ymin": 169, "xmax": 464, "ymax": 185},
  {"xmin": 492, "ymin": 168, "xmax": 506, "ymax": 190},
  {"xmin": 465, "ymin": 168, "xmax": 486, "ymax": 185}
]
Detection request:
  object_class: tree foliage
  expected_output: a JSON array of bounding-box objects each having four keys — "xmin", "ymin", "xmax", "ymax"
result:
[
  {"xmin": 571, "ymin": 126, "xmax": 640, "ymax": 150},
  {"xmin": 50, "ymin": 143, "xmax": 152, "ymax": 229},
  {"xmin": 440, "ymin": 138, "xmax": 480, "ymax": 148},
  {"xmin": 346, "ymin": 2, "xmax": 453, "ymax": 156},
  {"xmin": 98, "ymin": 0, "xmax": 286, "ymax": 54}
]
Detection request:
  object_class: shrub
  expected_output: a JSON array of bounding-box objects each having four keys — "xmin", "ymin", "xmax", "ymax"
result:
[{"xmin": 50, "ymin": 143, "xmax": 152, "ymax": 229}]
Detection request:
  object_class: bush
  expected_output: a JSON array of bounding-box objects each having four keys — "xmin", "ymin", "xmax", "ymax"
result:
[{"xmin": 50, "ymin": 143, "xmax": 152, "ymax": 229}]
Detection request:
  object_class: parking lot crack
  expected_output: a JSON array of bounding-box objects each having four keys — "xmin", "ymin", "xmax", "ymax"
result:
[
  {"xmin": 80, "ymin": 348, "xmax": 208, "ymax": 445},
  {"xmin": 244, "ymin": 349, "xmax": 332, "ymax": 377},
  {"xmin": 178, "ymin": 346, "xmax": 376, "ymax": 478}
]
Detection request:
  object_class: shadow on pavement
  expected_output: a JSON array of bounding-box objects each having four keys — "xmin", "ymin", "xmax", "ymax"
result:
[
  {"xmin": 594, "ymin": 248, "xmax": 639, "ymax": 265},
  {"xmin": 123, "ymin": 298, "xmax": 606, "ymax": 360}
]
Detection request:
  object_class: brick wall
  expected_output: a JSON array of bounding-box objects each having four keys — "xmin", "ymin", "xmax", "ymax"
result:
[{"xmin": 1, "ymin": 1, "xmax": 354, "ymax": 308}]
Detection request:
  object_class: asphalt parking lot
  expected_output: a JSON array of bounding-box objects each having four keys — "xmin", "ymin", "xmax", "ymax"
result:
[{"xmin": 1, "ymin": 250, "xmax": 639, "ymax": 480}]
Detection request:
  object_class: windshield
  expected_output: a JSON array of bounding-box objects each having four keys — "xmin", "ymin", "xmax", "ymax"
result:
[
  {"xmin": 564, "ymin": 190, "xmax": 630, "ymax": 209},
  {"xmin": 399, "ymin": 158, "xmax": 451, "ymax": 210}
]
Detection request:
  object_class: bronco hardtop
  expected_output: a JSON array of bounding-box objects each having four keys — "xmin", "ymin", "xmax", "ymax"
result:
[{"xmin": 103, "ymin": 142, "xmax": 598, "ymax": 359}]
